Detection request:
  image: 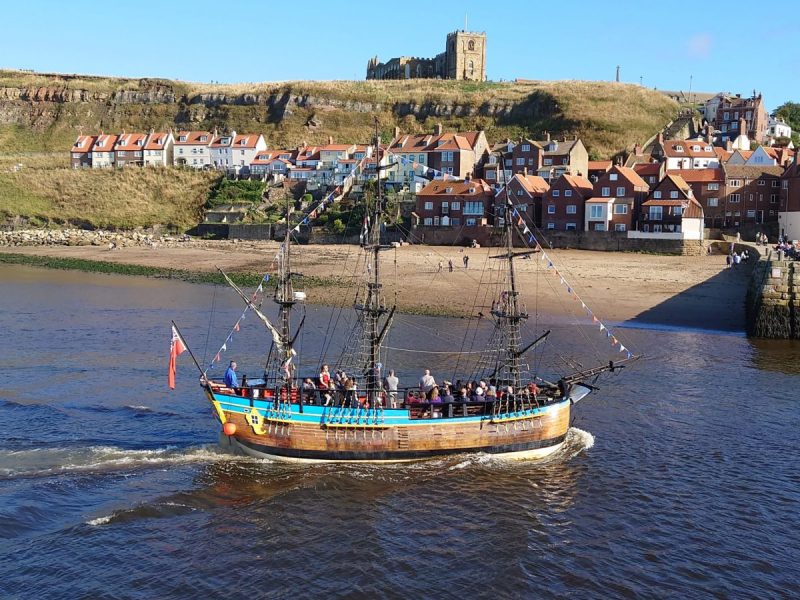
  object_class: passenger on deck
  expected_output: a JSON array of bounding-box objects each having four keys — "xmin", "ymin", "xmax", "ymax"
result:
[
  {"xmin": 319, "ymin": 364, "xmax": 331, "ymax": 389},
  {"xmin": 442, "ymin": 385, "xmax": 454, "ymax": 403},
  {"xmin": 384, "ymin": 370, "xmax": 399, "ymax": 408},
  {"xmin": 303, "ymin": 378, "xmax": 316, "ymax": 404},
  {"xmin": 223, "ymin": 361, "xmax": 238, "ymax": 389},
  {"xmin": 430, "ymin": 386, "xmax": 442, "ymax": 403},
  {"xmin": 419, "ymin": 369, "xmax": 437, "ymax": 399},
  {"xmin": 486, "ymin": 385, "xmax": 497, "ymax": 399},
  {"xmin": 343, "ymin": 377, "xmax": 355, "ymax": 408}
]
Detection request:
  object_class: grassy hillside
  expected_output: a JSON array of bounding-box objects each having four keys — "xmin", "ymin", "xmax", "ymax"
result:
[
  {"xmin": 0, "ymin": 166, "xmax": 220, "ymax": 229},
  {"xmin": 0, "ymin": 70, "xmax": 678, "ymax": 159}
]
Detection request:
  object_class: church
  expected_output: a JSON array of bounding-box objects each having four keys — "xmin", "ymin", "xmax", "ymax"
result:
[{"xmin": 366, "ymin": 30, "xmax": 486, "ymax": 81}]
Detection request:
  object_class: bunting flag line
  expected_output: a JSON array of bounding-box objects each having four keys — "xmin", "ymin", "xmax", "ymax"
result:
[{"xmin": 168, "ymin": 324, "xmax": 187, "ymax": 390}]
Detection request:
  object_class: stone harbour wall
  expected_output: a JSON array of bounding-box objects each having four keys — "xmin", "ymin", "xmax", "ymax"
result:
[
  {"xmin": 0, "ymin": 228, "xmax": 195, "ymax": 248},
  {"xmin": 747, "ymin": 252, "xmax": 800, "ymax": 338}
]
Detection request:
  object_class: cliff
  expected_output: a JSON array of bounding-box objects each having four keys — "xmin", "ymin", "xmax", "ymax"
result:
[{"xmin": 0, "ymin": 70, "xmax": 678, "ymax": 158}]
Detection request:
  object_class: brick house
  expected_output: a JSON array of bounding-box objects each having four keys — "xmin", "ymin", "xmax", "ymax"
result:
[
  {"xmin": 494, "ymin": 173, "xmax": 549, "ymax": 228},
  {"xmin": 721, "ymin": 165, "xmax": 786, "ymax": 228},
  {"xmin": 510, "ymin": 139, "xmax": 543, "ymax": 175},
  {"xmin": 637, "ymin": 174, "xmax": 704, "ymax": 238},
  {"xmin": 143, "ymin": 131, "xmax": 174, "ymax": 167},
  {"xmin": 536, "ymin": 136, "xmax": 589, "ymax": 181},
  {"xmin": 632, "ymin": 162, "xmax": 665, "ymax": 191},
  {"xmin": 588, "ymin": 166, "xmax": 649, "ymax": 232},
  {"xmin": 416, "ymin": 179, "xmax": 494, "ymax": 228},
  {"xmin": 779, "ymin": 154, "xmax": 800, "ymax": 239},
  {"xmin": 114, "ymin": 132, "xmax": 147, "ymax": 167},
  {"xmin": 670, "ymin": 169, "xmax": 726, "ymax": 228},
  {"xmin": 587, "ymin": 160, "xmax": 612, "ymax": 183},
  {"xmin": 541, "ymin": 174, "xmax": 594, "ymax": 231},
  {"xmin": 712, "ymin": 94, "xmax": 769, "ymax": 144},
  {"xmin": 71, "ymin": 135, "xmax": 97, "ymax": 168}
]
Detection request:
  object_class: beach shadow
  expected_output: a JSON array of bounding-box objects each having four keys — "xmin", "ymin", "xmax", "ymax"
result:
[{"xmin": 627, "ymin": 260, "xmax": 755, "ymax": 333}]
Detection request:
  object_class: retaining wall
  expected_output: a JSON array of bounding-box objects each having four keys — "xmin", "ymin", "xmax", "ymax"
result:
[{"xmin": 746, "ymin": 251, "xmax": 800, "ymax": 338}]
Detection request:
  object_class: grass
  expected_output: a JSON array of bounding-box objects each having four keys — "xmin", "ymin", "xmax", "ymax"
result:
[
  {"xmin": 0, "ymin": 167, "xmax": 221, "ymax": 230},
  {"xmin": 0, "ymin": 69, "xmax": 678, "ymax": 159}
]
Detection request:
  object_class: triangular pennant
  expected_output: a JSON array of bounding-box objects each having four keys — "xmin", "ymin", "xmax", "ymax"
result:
[
  {"xmin": 234, "ymin": 322, "xmax": 240, "ymax": 332},
  {"xmin": 214, "ymin": 352, "xmax": 221, "ymax": 363},
  {"xmin": 221, "ymin": 343, "xmax": 227, "ymax": 352}
]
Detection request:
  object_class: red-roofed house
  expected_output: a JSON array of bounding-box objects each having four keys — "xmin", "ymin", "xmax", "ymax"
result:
[
  {"xmin": 250, "ymin": 151, "xmax": 292, "ymax": 177},
  {"xmin": 91, "ymin": 134, "xmax": 118, "ymax": 168},
  {"xmin": 416, "ymin": 179, "xmax": 494, "ymax": 228},
  {"xmin": 631, "ymin": 174, "xmax": 704, "ymax": 239},
  {"xmin": 632, "ymin": 162, "xmax": 665, "ymax": 191},
  {"xmin": 588, "ymin": 166, "xmax": 650, "ymax": 232},
  {"xmin": 210, "ymin": 131, "xmax": 236, "ymax": 169},
  {"xmin": 670, "ymin": 169, "xmax": 725, "ymax": 227},
  {"xmin": 174, "ymin": 131, "xmax": 213, "ymax": 168},
  {"xmin": 143, "ymin": 131, "xmax": 174, "ymax": 167},
  {"xmin": 114, "ymin": 133, "xmax": 147, "ymax": 167},
  {"xmin": 587, "ymin": 160, "xmax": 613, "ymax": 182},
  {"xmin": 231, "ymin": 134, "xmax": 267, "ymax": 171},
  {"xmin": 542, "ymin": 174, "xmax": 594, "ymax": 231},
  {"xmin": 494, "ymin": 173, "xmax": 550, "ymax": 229},
  {"xmin": 71, "ymin": 135, "xmax": 97, "ymax": 168},
  {"xmin": 658, "ymin": 139, "xmax": 719, "ymax": 170}
]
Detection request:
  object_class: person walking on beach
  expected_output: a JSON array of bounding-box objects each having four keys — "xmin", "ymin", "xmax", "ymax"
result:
[
  {"xmin": 733, "ymin": 253, "xmax": 741, "ymax": 268},
  {"xmin": 726, "ymin": 254, "xmax": 733, "ymax": 269},
  {"xmin": 463, "ymin": 255, "xmax": 469, "ymax": 269},
  {"xmin": 448, "ymin": 259, "xmax": 453, "ymax": 273}
]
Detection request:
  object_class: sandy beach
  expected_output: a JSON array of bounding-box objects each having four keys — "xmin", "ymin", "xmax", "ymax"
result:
[{"xmin": 0, "ymin": 241, "xmax": 754, "ymax": 331}]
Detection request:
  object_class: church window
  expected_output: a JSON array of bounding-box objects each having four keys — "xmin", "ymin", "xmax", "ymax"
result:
[{"xmin": 468, "ymin": 40, "xmax": 475, "ymax": 51}]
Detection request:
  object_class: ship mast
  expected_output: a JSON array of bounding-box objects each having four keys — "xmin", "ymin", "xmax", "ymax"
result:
[{"xmin": 275, "ymin": 196, "xmax": 300, "ymax": 411}]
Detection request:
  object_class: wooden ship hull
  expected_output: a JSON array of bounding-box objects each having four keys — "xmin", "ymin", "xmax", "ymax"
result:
[{"xmin": 205, "ymin": 385, "xmax": 576, "ymax": 463}]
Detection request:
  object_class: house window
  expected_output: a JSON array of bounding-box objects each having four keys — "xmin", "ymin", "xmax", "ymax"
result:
[
  {"xmin": 564, "ymin": 189, "xmax": 572, "ymax": 197},
  {"xmin": 649, "ymin": 206, "xmax": 663, "ymax": 220},
  {"xmin": 613, "ymin": 204, "xmax": 628, "ymax": 214},
  {"xmin": 566, "ymin": 223, "xmax": 577, "ymax": 231},
  {"xmin": 433, "ymin": 216, "xmax": 440, "ymax": 226},
  {"xmin": 747, "ymin": 210, "xmax": 756, "ymax": 217},
  {"xmin": 505, "ymin": 159, "xmax": 512, "ymax": 167},
  {"xmin": 442, "ymin": 201, "xmax": 449, "ymax": 214},
  {"xmin": 721, "ymin": 124, "xmax": 728, "ymax": 133},
  {"xmin": 516, "ymin": 189, "xmax": 523, "ymax": 196},
  {"xmin": 602, "ymin": 187, "xmax": 610, "ymax": 197},
  {"xmin": 562, "ymin": 159, "xmax": 568, "ymax": 165},
  {"xmin": 770, "ymin": 194, "xmax": 778, "ymax": 204},
  {"xmin": 670, "ymin": 191, "xmax": 679, "ymax": 199},
  {"xmin": 546, "ymin": 222, "xmax": 555, "ymax": 230},
  {"xmin": 443, "ymin": 152, "xmax": 454, "ymax": 162},
  {"xmin": 616, "ymin": 186, "xmax": 626, "ymax": 196},
  {"xmin": 653, "ymin": 191, "xmax": 662, "ymax": 199},
  {"xmin": 594, "ymin": 223, "xmax": 606, "ymax": 231},
  {"xmin": 451, "ymin": 218, "xmax": 461, "ymax": 226},
  {"xmin": 708, "ymin": 198, "xmax": 718, "ymax": 207},
  {"xmin": 566, "ymin": 205, "xmax": 577, "ymax": 214},
  {"xmin": 547, "ymin": 205, "xmax": 556, "ymax": 214},
  {"xmin": 464, "ymin": 201, "xmax": 484, "ymax": 215},
  {"xmin": 466, "ymin": 218, "xmax": 476, "ymax": 226},
  {"xmin": 615, "ymin": 223, "xmax": 627, "ymax": 232},
  {"xmin": 552, "ymin": 190, "xmax": 560, "ymax": 197},
  {"xmin": 772, "ymin": 180, "xmax": 780, "ymax": 188},
  {"xmin": 424, "ymin": 218, "xmax": 433, "ymax": 226},
  {"xmin": 673, "ymin": 207, "xmax": 683, "ymax": 216},
  {"xmin": 589, "ymin": 205, "xmax": 603, "ymax": 219},
  {"xmin": 730, "ymin": 194, "xmax": 741, "ymax": 203},
  {"xmin": 675, "ymin": 145, "xmax": 684, "ymax": 153},
  {"xmin": 729, "ymin": 179, "xmax": 741, "ymax": 187},
  {"xmin": 731, "ymin": 122, "xmax": 738, "ymax": 130},
  {"xmin": 708, "ymin": 183, "xmax": 719, "ymax": 191},
  {"xmin": 519, "ymin": 204, "xmax": 528, "ymax": 213},
  {"xmin": 424, "ymin": 201, "xmax": 433, "ymax": 210},
  {"xmin": 723, "ymin": 112, "xmax": 730, "ymax": 120},
  {"xmin": 610, "ymin": 173, "xmax": 618, "ymax": 181},
  {"xmin": 516, "ymin": 158, "xmax": 525, "ymax": 166},
  {"xmin": 653, "ymin": 224, "xmax": 662, "ymax": 233},
  {"xmin": 452, "ymin": 201, "xmax": 461, "ymax": 211},
  {"xmin": 758, "ymin": 179, "xmax": 765, "ymax": 186},
  {"xmin": 521, "ymin": 144, "xmax": 530, "ymax": 152},
  {"xmin": 749, "ymin": 194, "xmax": 754, "ymax": 202},
  {"xmin": 543, "ymin": 158, "xmax": 552, "ymax": 166}
]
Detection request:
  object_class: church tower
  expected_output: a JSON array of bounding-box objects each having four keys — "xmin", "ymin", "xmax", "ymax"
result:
[{"xmin": 444, "ymin": 30, "xmax": 486, "ymax": 81}]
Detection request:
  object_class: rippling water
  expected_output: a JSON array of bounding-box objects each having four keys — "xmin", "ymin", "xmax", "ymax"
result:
[{"xmin": 1, "ymin": 264, "xmax": 798, "ymax": 598}]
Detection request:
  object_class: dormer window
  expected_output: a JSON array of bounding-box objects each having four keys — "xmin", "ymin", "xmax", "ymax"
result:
[
  {"xmin": 137, "ymin": 139, "xmax": 143, "ymax": 146},
  {"xmin": 199, "ymin": 135, "xmax": 208, "ymax": 142},
  {"xmin": 445, "ymin": 187, "xmax": 453, "ymax": 193},
  {"xmin": 179, "ymin": 136, "xmax": 187, "ymax": 142},
  {"xmin": 240, "ymin": 140, "xmax": 246, "ymax": 145},
  {"xmin": 692, "ymin": 146, "xmax": 700, "ymax": 152},
  {"xmin": 489, "ymin": 155, "xmax": 497, "ymax": 164},
  {"xmin": 469, "ymin": 187, "xmax": 475, "ymax": 194},
  {"xmin": 705, "ymin": 146, "xmax": 712, "ymax": 152},
  {"xmin": 675, "ymin": 145, "xmax": 684, "ymax": 152}
]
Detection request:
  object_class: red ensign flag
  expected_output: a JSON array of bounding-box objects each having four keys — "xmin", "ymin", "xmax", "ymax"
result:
[{"xmin": 168, "ymin": 325, "xmax": 187, "ymax": 389}]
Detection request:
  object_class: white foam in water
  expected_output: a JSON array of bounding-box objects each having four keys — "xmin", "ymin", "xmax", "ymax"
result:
[
  {"xmin": 0, "ymin": 444, "xmax": 234, "ymax": 478},
  {"xmin": 86, "ymin": 515, "xmax": 113, "ymax": 526}
]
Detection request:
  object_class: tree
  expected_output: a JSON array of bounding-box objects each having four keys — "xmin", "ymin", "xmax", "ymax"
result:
[{"xmin": 774, "ymin": 102, "xmax": 800, "ymax": 145}]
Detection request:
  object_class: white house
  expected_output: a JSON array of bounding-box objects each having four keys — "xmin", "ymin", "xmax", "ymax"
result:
[
  {"xmin": 143, "ymin": 131, "xmax": 175, "ymax": 167},
  {"xmin": 91, "ymin": 134, "xmax": 118, "ymax": 168},
  {"xmin": 584, "ymin": 198, "xmax": 614, "ymax": 231},
  {"xmin": 661, "ymin": 140, "xmax": 720, "ymax": 170},
  {"xmin": 766, "ymin": 116, "xmax": 793, "ymax": 146},
  {"xmin": 231, "ymin": 134, "xmax": 267, "ymax": 172},
  {"xmin": 210, "ymin": 131, "xmax": 236, "ymax": 169},
  {"xmin": 174, "ymin": 131, "xmax": 213, "ymax": 168}
]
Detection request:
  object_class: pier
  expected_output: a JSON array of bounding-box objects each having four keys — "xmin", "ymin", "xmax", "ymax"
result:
[{"xmin": 747, "ymin": 250, "xmax": 800, "ymax": 338}]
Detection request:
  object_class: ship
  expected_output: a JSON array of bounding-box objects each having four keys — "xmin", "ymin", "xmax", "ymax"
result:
[{"xmin": 194, "ymin": 122, "xmax": 633, "ymax": 463}]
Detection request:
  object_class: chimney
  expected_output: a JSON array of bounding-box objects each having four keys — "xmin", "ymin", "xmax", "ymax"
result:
[
  {"xmin": 523, "ymin": 167, "xmax": 528, "ymax": 176},
  {"xmin": 394, "ymin": 126, "xmax": 400, "ymax": 139},
  {"xmin": 705, "ymin": 125, "xmax": 714, "ymax": 144},
  {"xmin": 544, "ymin": 131, "xmax": 550, "ymax": 142},
  {"xmin": 725, "ymin": 139, "xmax": 732, "ymax": 151},
  {"xmin": 434, "ymin": 123, "xmax": 443, "ymax": 135},
  {"xmin": 328, "ymin": 135, "xmax": 334, "ymax": 145},
  {"xmin": 657, "ymin": 132, "xmax": 664, "ymax": 144},
  {"xmin": 634, "ymin": 143, "xmax": 642, "ymax": 156},
  {"xmin": 738, "ymin": 117, "xmax": 747, "ymax": 136}
]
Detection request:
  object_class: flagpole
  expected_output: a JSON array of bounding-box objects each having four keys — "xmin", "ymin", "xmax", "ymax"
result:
[{"xmin": 171, "ymin": 320, "xmax": 203, "ymax": 375}]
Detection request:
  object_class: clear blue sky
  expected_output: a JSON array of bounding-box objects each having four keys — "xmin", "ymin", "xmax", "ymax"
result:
[{"xmin": 3, "ymin": 0, "xmax": 798, "ymax": 110}]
